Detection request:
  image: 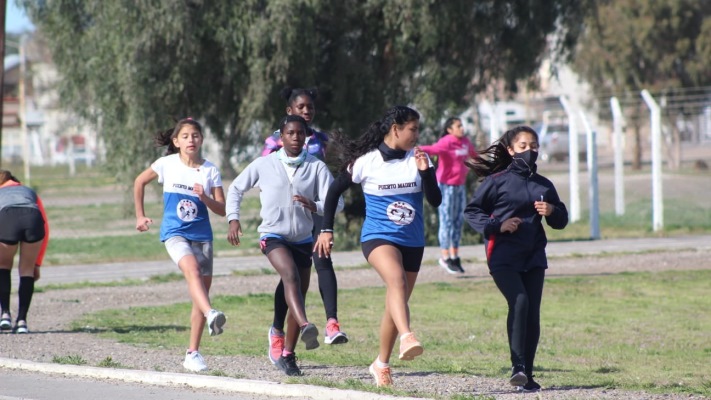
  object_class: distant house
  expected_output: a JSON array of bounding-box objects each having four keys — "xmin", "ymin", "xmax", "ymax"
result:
[{"xmin": 2, "ymin": 34, "xmax": 99, "ymax": 168}]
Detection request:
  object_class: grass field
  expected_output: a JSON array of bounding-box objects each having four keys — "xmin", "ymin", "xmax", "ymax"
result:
[
  {"xmin": 8, "ymin": 158, "xmax": 711, "ymax": 266},
  {"xmin": 5, "ymin": 156, "xmax": 710, "ymax": 398},
  {"xmin": 71, "ymin": 269, "xmax": 711, "ymax": 397}
]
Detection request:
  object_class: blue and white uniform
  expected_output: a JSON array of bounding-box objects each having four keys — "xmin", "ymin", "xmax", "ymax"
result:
[
  {"xmin": 152, "ymin": 154, "xmax": 222, "ymax": 242},
  {"xmin": 321, "ymin": 144, "xmax": 441, "ymax": 248},
  {"xmin": 350, "ymin": 148, "xmax": 432, "ymax": 247}
]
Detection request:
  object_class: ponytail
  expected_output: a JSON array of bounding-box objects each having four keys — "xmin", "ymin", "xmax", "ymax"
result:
[{"xmin": 154, "ymin": 117, "xmax": 203, "ymax": 155}]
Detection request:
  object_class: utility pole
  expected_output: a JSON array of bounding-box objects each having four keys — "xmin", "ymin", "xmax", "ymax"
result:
[{"xmin": 0, "ymin": 0, "xmax": 7, "ymax": 166}]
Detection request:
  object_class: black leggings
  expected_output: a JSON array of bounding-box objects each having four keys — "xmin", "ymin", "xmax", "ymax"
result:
[
  {"xmin": 490, "ymin": 267, "xmax": 545, "ymax": 376},
  {"xmin": 273, "ymin": 214, "xmax": 338, "ymax": 330}
]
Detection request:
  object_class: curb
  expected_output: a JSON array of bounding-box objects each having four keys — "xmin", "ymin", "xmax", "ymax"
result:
[{"xmin": 0, "ymin": 358, "xmax": 422, "ymax": 400}]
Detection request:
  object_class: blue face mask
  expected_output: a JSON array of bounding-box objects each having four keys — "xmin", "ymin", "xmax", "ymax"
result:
[{"xmin": 512, "ymin": 149, "xmax": 538, "ymax": 167}]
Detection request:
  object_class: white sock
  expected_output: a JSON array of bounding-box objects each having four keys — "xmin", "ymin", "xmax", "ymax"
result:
[{"xmin": 376, "ymin": 357, "xmax": 389, "ymax": 368}]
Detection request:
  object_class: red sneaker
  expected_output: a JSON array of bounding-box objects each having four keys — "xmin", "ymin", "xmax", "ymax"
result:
[
  {"xmin": 324, "ymin": 319, "xmax": 349, "ymax": 345},
  {"xmin": 268, "ymin": 326, "xmax": 285, "ymax": 364}
]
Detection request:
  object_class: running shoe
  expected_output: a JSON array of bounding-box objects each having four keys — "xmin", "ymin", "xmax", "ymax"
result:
[
  {"xmin": 451, "ymin": 257, "xmax": 465, "ymax": 273},
  {"xmin": 369, "ymin": 360, "xmax": 393, "ymax": 387},
  {"xmin": 300, "ymin": 323, "xmax": 320, "ymax": 350},
  {"xmin": 0, "ymin": 312, "xmax": 11, "ymax": 331},
  {"xmin": 509, "ymin": 364, "xmax": 528, "ymax": 386},
  {"xmin": 14, "ymin": 320, "xmax": 28, "ymax": 334},
  {"xmin": 398, "ymin": 332, "xmax": 423, "ymax": 361},
  {"xmin": 518, "ymin": 375, "xmax": 541, "ymax": 392},
  {"xmin": 324, "ymin": 319, "xmax": 348, "ymax": 345},
  {"xmin": 438, "ymin": 258, "xmax": 458, "ymax": 274},
  {"xmin": 206, "ymin": 309, "xmax": 226, "ymax": 336},
  {"xmin": 268, "ymin": 326, "xmax": 285, "ymax": 364},
  {"xmin": 183, "ymin": 350, "xmax": 208, "ymax": 372},
  {"xmin": 275, "ymin": 353, "xmax": 302, "ymax": 376}
]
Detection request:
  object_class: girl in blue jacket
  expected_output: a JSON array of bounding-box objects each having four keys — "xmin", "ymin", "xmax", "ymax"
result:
[{"xmin": 464, "ymin": 125, "xmax": 568, "ymax": 393}]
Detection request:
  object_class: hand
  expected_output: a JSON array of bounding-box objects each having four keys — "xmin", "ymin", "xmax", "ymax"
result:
[
  {"xmin": 293, "ymin": 195, "xmax": 316, "ymax": 213},
  {"xmin": 313, "ymin": 232, "xmax": 334, "ymax": 258},
  {"xmin": 227, "ymin": 220, "xmax": 243, "ymax": 246},
  {"xmin": 34, "ymin": 265, "xmax": 41, "ymax": 281},
  {"xmin": 136, "ymin": 216, "xmax": 153, "ymax": 232},
  {"xmin": 193, "ymin": 183, "xmax": 207, "ymax": 201},
  {"xmin": 501, "ymin": 217, "xmax": 523, "ymax": 233},
  {"xmin": 534, "ymin": 200, "xmax": 551, "ymax": 216},
  {"xmin": 414, "ymin": 147, "xmax": 429, "ymax": 171}
]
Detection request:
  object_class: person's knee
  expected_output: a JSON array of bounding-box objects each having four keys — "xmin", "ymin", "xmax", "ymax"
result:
[
  {"xmin": 280, "ymin": 270, "xmax": 300, "ymax": 285},
  {"xmin": 385, "ymin": 276, "xmax": 408, "ymax": 293},
  {"xmin": 312, "ymin": 255, "xmax": 333, "ymax": 272},
  {"xmin": 179, "ymin": 260, "xmax": 202, "ymax": 279},
  {"xmin": 513, "ymin": 293, "xmax": 529, "ymax": 311}
]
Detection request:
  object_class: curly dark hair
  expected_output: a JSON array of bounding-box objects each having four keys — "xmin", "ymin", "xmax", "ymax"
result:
[{"xmin": 280, "ymin": 87, "xmax": 318, "ymax": 106}]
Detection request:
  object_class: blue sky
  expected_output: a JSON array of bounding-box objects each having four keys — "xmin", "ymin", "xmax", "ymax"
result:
[{"xmin": 6, "ymin": 1, "xmax": 34, "ymax": 34}]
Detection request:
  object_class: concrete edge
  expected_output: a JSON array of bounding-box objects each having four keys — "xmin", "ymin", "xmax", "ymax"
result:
[{"xmin": 0, "ymin": 358, "xmax": 422, "ymax": 400}]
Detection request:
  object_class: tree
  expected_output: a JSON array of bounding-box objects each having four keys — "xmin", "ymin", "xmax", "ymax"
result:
[
  {"xmin": 570, "ymin": 0, "xmax": 711, "ymax": 169},
  {"xmin": 299, "ymin": 0, "xmax": 589, "ymax": 139},
  {"xmin": 21, "ymin": 0, "xmax": 587, "ymax": 183}
]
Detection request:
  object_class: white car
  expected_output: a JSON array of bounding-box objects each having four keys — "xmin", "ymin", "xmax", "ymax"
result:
[{"xmin": 533, "ymin": 123, "xmax": 587, "ymax": 163}]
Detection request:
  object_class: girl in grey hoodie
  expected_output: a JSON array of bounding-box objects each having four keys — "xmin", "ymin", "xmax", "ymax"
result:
[{"xmin": 226, "ymin": 115, "xmax": 343, "ymax": 376}]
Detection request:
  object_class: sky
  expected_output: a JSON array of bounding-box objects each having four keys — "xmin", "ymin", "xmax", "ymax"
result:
[{"xmin": 5, "ymin": 1, "xmax": 34, "ymax": 34}]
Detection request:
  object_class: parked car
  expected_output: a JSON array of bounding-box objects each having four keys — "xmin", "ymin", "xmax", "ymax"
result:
[{"xmin": 533, "ymin": 122, "xmax": 587, "ymax": 163}]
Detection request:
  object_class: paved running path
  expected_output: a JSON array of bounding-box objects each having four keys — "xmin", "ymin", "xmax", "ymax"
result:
[{"xmin": 24, "ymin": 235, "xmax": 711, "ymax": 286}]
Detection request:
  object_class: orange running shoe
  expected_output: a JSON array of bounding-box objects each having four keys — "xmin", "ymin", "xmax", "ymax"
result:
[
  {"xmin": 268, "ymin": 326, "xmax": 285, "ymax": 364},
  {"xmin": 369, "ymin": 360, "xmax": 393, "ymax": 387},
  {"xmin": 398, "ymin": 332, "xmax": 423, "ymax": 361}
]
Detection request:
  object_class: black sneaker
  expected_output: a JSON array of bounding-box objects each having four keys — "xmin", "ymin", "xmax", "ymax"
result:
[
  {"xmin": 438, "ymin": 258, "xmax": 459, "ymax": 274},
  {"xmin": 300, "ymin": 323, "xmax": 320, "ymax": 350},
  {"xmin": 519, "ymin": 376, "xmax": 541, "ymax": 392},
  {"xmin": 451, "ymin": 257, "xmax": 465, "ymax": 273},
  {"xmin": 275, "ymin": 353, "xmax": 302, "ymax": 376},
  {"xmin": 509, "ymin": 364, "xmax": 528, "ymax": 386}
]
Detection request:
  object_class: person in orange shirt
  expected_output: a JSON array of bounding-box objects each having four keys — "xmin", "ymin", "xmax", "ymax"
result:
[{"xmin": 0, "ymin": 170, "xmax": 49, "ymax": 334}]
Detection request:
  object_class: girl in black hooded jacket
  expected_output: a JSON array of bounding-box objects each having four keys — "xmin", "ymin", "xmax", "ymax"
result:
[{"xmin": 464, "ymin": 125, "xmax": 568, "ymax": 393}]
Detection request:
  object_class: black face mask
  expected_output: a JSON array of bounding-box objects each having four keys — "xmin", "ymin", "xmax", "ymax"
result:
[{"xmin": 512, "ymin": 149, "xmax": 538, "ymax": 167}]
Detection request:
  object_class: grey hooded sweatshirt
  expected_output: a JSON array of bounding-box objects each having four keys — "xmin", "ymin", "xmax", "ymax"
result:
[{"xmin": 226, "ymin": 152, "xmax": 344, "ymax": 243}]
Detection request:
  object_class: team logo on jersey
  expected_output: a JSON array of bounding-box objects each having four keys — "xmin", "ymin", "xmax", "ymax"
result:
[
  {"xmin": 386, "ymin": 201, "xmax": 415, "ymax": 225},
  {"xmin": 177, "ymin": 199, "xmax": 198, "ymax": 221}
]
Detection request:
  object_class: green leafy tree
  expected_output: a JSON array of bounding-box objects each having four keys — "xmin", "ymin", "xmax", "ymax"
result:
[
  {"xmin": 22, "ymin": 1, "xmax": 590, "ymax": 242},
  {"xmin": 20, "ymin": 1, "xmax": 281, "ymax": 182},
  {"xmin": 22, "ymin": 0, "xmax": 586, "ymax": 174},
  {"xmin": 287, "ymin": 0, "xmax": 589, "ymax": 139},
  {"xmin": 570, "ymin": 0, "xmax": 711, "ymax": 169}
]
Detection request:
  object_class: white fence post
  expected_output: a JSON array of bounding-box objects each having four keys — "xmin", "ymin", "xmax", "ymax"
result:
[
  {"xmin": 579, "ymin": 111, "xmax": 600, "ymax": 239},
  {"xmin": 480, "ymin": 100, "xmax": 498, "ymax": 145},
  {"xmin": 640, "ymin": 90, "xmax": 664, "ymax": 231},
  {"xmin": 610, "ymin": 97, "xmax": 626, "ymax": 216},
  {"xmin": 558, "ymin": 95, "xmax": 580, "ymax": 223}
]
